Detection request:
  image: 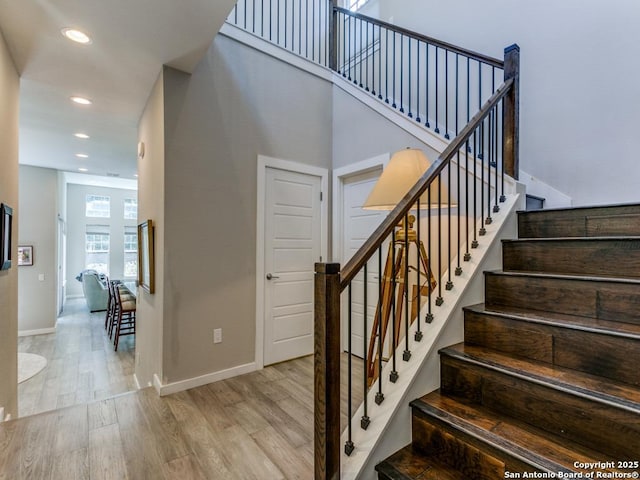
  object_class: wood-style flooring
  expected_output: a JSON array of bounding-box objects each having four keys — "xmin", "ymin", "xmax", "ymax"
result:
[
  {"xmin": 18, "ymin": 298, "xmax": 136, "ymax": 418},
  {"xmin": 7, "ymin": 299, "xmax": 365, "ymax": 479}
]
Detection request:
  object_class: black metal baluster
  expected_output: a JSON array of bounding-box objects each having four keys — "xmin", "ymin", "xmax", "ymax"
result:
[
  {"xmin": 486, "ymin": 110, "xmax": 493, "ymax": 225},
  {"xmin": 234, "ymin": 3, "xmax": 238, "ymax": 24},
  {"xmin": 479, "ymin": 117, "xmax": 486, "ymax": 236},
  {"xmin": 292, "ymin": 0, "xmax": 295, "ymax": 51},
  {"xmin": 284, "ymin": 0, "xmax": 288, "ymax": 48},
  {"xmin": 365, "ymin": 20, "xmax": 369, "ymax": 91},
  {"xmin": 426, "ymin": 186, "xmax": 433, "ymax": 323},
  {"xmin": 466, "ymin": 57, "xmax": 470, "ymax": 123},
  {"xmin": 376, "ymin": 246, "xmax": 384, "ymax": 404},
  {"xmin": 392, "ymin": 32, "xmax": 397, "ymax": 108},
  {"xmin": 371, "ymin": 22, "xmax": 376, "ymax": 95},
  {"xmin": 252, "ymin": 0, "xmax": 255, "ymax": 32},
  {"xmin": 434, "ymin": 46, "xmax": 439, "ymax": 133},
  {"xmin": 345, "ymin": 283, "xmax": 354, "ymax": 455},
  {"xmin": 361, "ymin": 263, "xmax": 370, "ymax": 430},
  {"xmin": 408, "ymin": 38, "xmax": 412, "ymax": 118},
  {"xmin": 436, "ymin": 178, "xmax": 443, "ymax": 306},
  {"xmin": 269, "ymin": 0, "xmax": 273, "ymax": 41},
  {"xmin": 385, "ymin": 29, "xmax": 389, "ymax": 103},
  {"xmin": 347, "ymin": 16, "xmax": 352, "ymax": 80},
  {"xmin": 455, "ymin": 151, "xmax": 462, "ymax": 276},
  {"xmin": 359, "ymin": 18, "xmax": 363, "ymax": 87},
  {"xmin": 305, "ymin": 0, "xmax": 309, "ymax": 58},
  {"xmin": 390, "ymin": 229, "xmax": 398, "ymax": 383},
  {"xmin": 297, "ymin": 0, "xmax": 301, "ymax": 54},
  {"xmin": 403, "ymin": 213, "xmax": 410, "ymax": 361},
  {"xmin": 493, "ymin": 104, "xmax": 500, "ymax": 212},
  {"xmin": 464, "ymin": 141, "xmax": 471, "ymax": 262},
  {"xmin": 416, "ymin": 42, "xmax": 421, "ymax": 123},
  {"xmin": 378, "ymin": 25, "xmax": 382, "ymax": 99},
  {"xmin": 446, "ymin": 156, "xmax": 453, "ymax": 291},
  {"xmin": 342, "ymin": 13, "xmax": 346, "ymax": 76},
  {"xmin": 261, "ymin": 0, "xmax": 264, "ymax": 36},
  {"xmin": 478, "ymin": 62, "xmax": 483, "ymax": 159},
  {"xmin": 500, "ymin": 98, "xmax": 506, "ymax": 203},
  {"xmin": 244, "ymin": 0, "xmax": 247, "ymax": 28},
  {"xmin": 455, "ymin": 53, "xmax": 459, "ymax": 136},
  {"xmin": 277, "ymin": 0, "xmax": 280, "ymax": 44},
  {"xmin": 444, "ymin": 50, "xmax": 450, "ymax": 139},
  {"xmin": 399, "ymin": 34, "xmax": 404, "ymax": 113},
  {"xmin": 415, "ymin": 198, "xmax": 423, "ymax": 341},
  {"xmin": 472, "ymin": 130, "xmax": 479, "ymax": 249},
  {"xmin": 425, "ymin": 43, "xmax": 430, "ymax": 128}
]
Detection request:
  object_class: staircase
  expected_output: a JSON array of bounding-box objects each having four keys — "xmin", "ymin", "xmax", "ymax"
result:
[{"xmin": 376, "ymin": 203, "xmax": 640, "ymax": 479}]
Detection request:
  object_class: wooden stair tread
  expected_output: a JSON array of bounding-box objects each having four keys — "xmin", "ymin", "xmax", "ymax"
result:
[
  {"xmin": 516, "ymin": 203, "xmax": 640, "ymax": 216},
  {"xmin": 411, "ymin": 391, "xmax": 619, "ymax": 474},
  {"xmin": 440, "ymin": 343, "xmax": 640, "ymax": 412},
  {"xmin": 376, "ymin": 445, "xmax": 467, "ymax": 480},
  {"xmin": 464, "ymin": 303, "xmax": 640, "ymax": 339},
  {"xmin": 504, "ymin": 236, "xmax": 640, "ymax": 242}
]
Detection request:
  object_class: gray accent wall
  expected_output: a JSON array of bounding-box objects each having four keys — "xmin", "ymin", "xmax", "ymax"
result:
[
  {"xmin": 18, "ymin": 166, "xmax": 58, "ymax": 333},
  {"xmin": 0, "ymin": 29, "xmax": 19, "ymax": 418},
  {"xmin": 137, "ymin": 32, "xmax": 333, "ymax": 386}
]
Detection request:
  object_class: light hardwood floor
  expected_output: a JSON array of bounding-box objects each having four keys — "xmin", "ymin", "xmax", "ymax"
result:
[
  {"xmin": 2, "ymin": 354, "xmax": 364, "ymax": 479},
  {"xmin": 18, "ymin": 298, "xmax": 136, "ymax": 418},
  {"xmin": 8, "ymin": 299, "xmax": 366, "ymax": 479}
]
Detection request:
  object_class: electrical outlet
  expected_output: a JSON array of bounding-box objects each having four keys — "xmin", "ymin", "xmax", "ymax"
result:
[{"xmin": 213, "ymin": 328, "xmax": 222, "ymax": 344}]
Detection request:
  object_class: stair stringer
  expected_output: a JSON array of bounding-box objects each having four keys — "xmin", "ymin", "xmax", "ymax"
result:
[{"xmin": 342, "ymin": 193, "xmax": 524, "ymax": 480}]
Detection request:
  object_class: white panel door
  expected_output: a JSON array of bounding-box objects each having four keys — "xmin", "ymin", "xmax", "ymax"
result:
[
  {"xmin": 264, "ymin": 167, "xmax": 322, "ymax": 366},
  {"xmin": 341, "ymin": 168, "xmax": 385, "ymax": 357}
]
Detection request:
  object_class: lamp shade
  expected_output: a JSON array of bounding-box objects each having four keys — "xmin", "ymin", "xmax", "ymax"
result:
[{"xmin": 363, "ymin": 148, "xmax": 454, "ymax": 210}]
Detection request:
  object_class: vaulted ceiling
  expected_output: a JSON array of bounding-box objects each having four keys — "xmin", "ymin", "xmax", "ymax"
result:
[{"xmin": 0, "ymin": 0, "xmax": 237, "ymax": 180}]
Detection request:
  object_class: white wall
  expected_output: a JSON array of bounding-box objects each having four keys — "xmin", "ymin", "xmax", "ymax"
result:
[
  {"xmin": 18, "ymin": 166, "xmax": 58, "ymax": 333},
  {"xmin": 66, "ymin": 183, "xmax": 137, "ymax": 298},
  {"xmin": 367, "ymin": 0, "xmax": 640, "ymax": 206},
  {"xmin": 158, "ymin": 32, "xmax": 333, "ymax": 384},
  {"xmin": 0, "ymin": 28, "xmax": 19, "ymax": 419}
]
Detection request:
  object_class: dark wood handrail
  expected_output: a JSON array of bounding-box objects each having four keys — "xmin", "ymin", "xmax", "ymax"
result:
[
  {"xmin": 333, "ymin": 6, "xmax": 504, "ymax": 69},
  {"xmin": 339, "ymin": 77, "xmax": 515, "ymax": 290}
]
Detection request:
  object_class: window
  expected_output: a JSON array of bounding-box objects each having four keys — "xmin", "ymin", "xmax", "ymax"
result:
[
  {"xmin": 86, "ymin": 226, "xmax": 110, "ymax": 275},
  {"xmin": 86, "ymin": 195, "xmax": 110, "ymax": 218},
  {"xmin": 347, "ymin": 0, "xmax": 369, "ymax": 11},
  {"xmin": 124, "ymin": 227, "xmax": 138, "ymax": 278},
  {"xmin": 124, "ymin": 198, "xmax": 138, "ymax": 220}
]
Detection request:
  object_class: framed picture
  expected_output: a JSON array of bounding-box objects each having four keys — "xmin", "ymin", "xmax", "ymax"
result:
[
  {"xmin": 18, "ymin": 246, "xmax": 34, "ymax": 266},
  {"xmin": 137, "ymin": 219, "xmax": 155, "ymax": 294},
  {"xmin": 0, "ymin": 203, "xmax": 12, "ymax": 271}
]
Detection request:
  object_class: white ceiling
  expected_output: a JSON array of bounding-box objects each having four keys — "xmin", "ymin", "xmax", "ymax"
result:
[{"xmin": 0, "ymin": 0, "xmax": 237, "ymax": 181}]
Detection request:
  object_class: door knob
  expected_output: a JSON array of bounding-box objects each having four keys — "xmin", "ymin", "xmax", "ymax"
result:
[{"xmin": 266, "ymin": 273, "xmax": 280, "ymax": 280}]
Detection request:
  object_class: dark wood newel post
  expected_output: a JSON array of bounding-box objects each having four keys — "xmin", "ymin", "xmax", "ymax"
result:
[
  {"xmin": 314, "ymin": 262, "xmax": 341, "ymax": 480},
  {"xmin": 328, "ymin": 1, "xmax": 337, "ymax": 71},
  {"xmin": 503, "ymin": 43, "xmax": 520, "ymax": 180}
]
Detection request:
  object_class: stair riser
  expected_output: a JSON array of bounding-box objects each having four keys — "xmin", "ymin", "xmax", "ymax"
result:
[
  {"xmin": 518, "ymin": 206, "xmax": 640, "ymax": 238},
  {"xmin": 411, "ymin": 408, "xmax": 544, "ymax": 476},
  {"xmin": 503, "ymin": 239, "xmax": 640, "ymax": 278},
  {"xmin": 464, "ymin": 310, "xmax": 640, "ymax": 386},
  {"xmin": 485, "ymin": 273, "xmax": 640, "ymax": 326},
  {"xmin": 440, "ymin": 356, "xmax": 640, "ymax": 458}
]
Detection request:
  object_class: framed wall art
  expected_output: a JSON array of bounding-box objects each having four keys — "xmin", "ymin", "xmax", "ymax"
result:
[
  {"xmin": 0, "ymin": 203, "xmax": 13, "ymax": 271},
  {"xmin": 18, "ymin": 245, "xmax": 34, "ymax": 266},
  {"xmin": 137, "ymin": 219, "xmax": 155, "ymax": 293}
]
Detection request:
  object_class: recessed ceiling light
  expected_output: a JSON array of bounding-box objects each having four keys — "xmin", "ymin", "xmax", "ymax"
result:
[
  {"xmin": 61, "ymin": 28, "xmax": 92, "ymax": 45},
  {"xmin": 76, "ymin": 153, "xmax": 89, "ymax": 158},
  {"xmin": 70, "ymin": 96, "xmax": 92, "ymax": 105},
  {"xmin": 74, "ymin": 133, "xmax": 90, "ymax": 139},
  {"xmin": 78, "ymin": 168, "xmax": 88, "ymax": 172}
]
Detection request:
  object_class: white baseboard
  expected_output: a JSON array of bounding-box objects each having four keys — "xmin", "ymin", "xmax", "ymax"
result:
[
  {"xmin": 65, "ymin": 294, "xmax": 84, "ymax": 300},
  {"xmin": 132, "ymin": 373, "xmax": 142, "ymax": 390},
  {"xmin": 153, "ymin": 362, "xmax": 257, "ymax": 397},
  {"xmin": 18, "ymin": 327, "xmax": 56, "ymax": 337}
]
